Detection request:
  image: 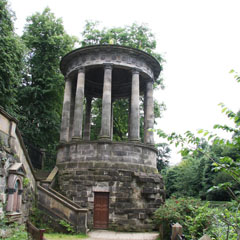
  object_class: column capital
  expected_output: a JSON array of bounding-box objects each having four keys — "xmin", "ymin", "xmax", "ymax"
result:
[
  {"xmin": 78, "ymin": 67, "xmax": 85, "ymax": 73},
  {"xmin": 104, "ymin": 63, "xmax": 113, "ymax": 70},
  {"xmin": 132, "ymin": 68, "xmax": 140, "ymax": 75}
]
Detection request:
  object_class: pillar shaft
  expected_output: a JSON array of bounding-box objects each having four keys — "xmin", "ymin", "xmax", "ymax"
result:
[
  {"xmin": 72, "ymin": 68, "xmax": 85, "ymax": 140},
  {"xmin": 129, "ymin": 69, "xmax": 140, "ymax": 141},
  {"xmin": 110, "ymin": 100, "xmax": 114, "ymax": 140},
  {"xmin": 99, "ymin": 64, "xmax": 112, "ymax": 139},
  {"xmin": 60, "ymin": 77, "xmax": 72, "ymax": 142},
  {"xmin": 83, "ymin": 97, "xmax": 92, "ymax": 141},
  {"xmin": 144, "ymin": 80, "xmax": 154, "ymax": 145},
  {"xmin": 144, "ymin": 89, "xmax": 147, "ymax": 143},
  {"xmin": 128, "ymin": 97, "xmax": 131, "ymax": 138},
  {"xmin": 69, "ymin": 84, "xmax": 76, "ymax": 140}
]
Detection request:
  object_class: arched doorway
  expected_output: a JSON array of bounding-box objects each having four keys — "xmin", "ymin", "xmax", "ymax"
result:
[
  {"xmin": 6, "ymin": 174, "xmax": 23, "ymax": 213},
  {"xmin": 13, "ymin": 179, "xmax": 21, "ymax": 212}
]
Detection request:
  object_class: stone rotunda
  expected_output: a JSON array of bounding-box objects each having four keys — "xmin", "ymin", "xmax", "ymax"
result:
[{"xmin": 56, "ymin": 45, "xmax": 165, "ymax": 231}]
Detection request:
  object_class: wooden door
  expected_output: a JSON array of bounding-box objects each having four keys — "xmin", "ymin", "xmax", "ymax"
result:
[
  {"xmin": 13, "ymin": 180, "xmax": 19, "ymax": 212},
  {"xmin": 94, "ymin": 192, "xmax": 109, "ymax": 229}
]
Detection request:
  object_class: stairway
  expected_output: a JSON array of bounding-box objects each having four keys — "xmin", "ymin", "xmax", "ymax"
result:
[{"xmin": 36, "ymin": 167, "xmax": 88, "ymax": 234}]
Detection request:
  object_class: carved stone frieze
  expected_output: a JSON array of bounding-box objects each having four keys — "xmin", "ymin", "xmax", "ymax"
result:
[{"xmin": 61, "ymin": 45, "xmax": 160, "ymax": 81}]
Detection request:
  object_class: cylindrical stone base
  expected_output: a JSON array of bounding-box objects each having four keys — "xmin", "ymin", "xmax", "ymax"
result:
[{"xmin": 56, "ymin": 141, "xmax": 165, "ymax": 231}]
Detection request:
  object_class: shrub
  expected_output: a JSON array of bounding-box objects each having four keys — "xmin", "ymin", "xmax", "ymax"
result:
[
  {"xmin": 154, "ymin": 197, "xmax": 240, "ymax": 240},
  {"xmin": 154, "ymin": 197, "xmax": 201, "ymax": 239},
  {"xmin": 184, "ymin": 202, "xmax": 214, "ymax": 239}
]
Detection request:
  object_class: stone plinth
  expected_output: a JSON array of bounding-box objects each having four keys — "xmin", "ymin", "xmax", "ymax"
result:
[
  {"xmin": 57, "ymin": 141, "xmax": 164, "ymax": 231},
  {"xmin": 57, "ymin": 141, "xmax": 157, "ymax": 169}
]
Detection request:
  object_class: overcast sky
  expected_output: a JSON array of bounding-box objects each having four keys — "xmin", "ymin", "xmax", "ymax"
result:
[{"xmin": 9, "ymin": 0, "xmax": 240, "ymax": 164}]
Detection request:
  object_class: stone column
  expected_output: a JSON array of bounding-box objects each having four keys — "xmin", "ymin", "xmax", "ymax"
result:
[
  {"xmin": 60, "ymin": 76, "xmax": 72, "ymax": 143},
  {"xmin": 83, "ymin": 97, "xmax": 92, "ymax": 141},
  {"xmin": 99, "ymin": 64, "xmax": 112, "ymax": 140},
  {"xmin": 72, "ymin": 68, "xmax": 85, "ymax": 140},
  {"xmin": 129, "ymin": 69, "xmax": 140, "ymax": 141},
  {"xmin": 144, "ymin": 80, "xmax": 154, "ymax": 145},
  {"xmin": 144, "ymin": 89, "xmax": 147, "ymax": 143},
  {"xmin": 128, "ymin": 97, "xmax": 131, "ymax": 139},
  {"xmin": 110, "ymin": 99, "xmax": 114, "ymax": 140}
]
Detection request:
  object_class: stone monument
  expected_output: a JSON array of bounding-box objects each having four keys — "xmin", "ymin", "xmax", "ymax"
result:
[{"xmin": 57, "ymin": 45, "xmax": 165, "ymax": 231}]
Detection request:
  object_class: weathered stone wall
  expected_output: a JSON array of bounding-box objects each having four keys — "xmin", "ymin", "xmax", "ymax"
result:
[
  {"xmin": 0, "ymin": 107, "xmax": 36, "ymax": 225},
  {"xmin": 0, "ymin": 149, "xmax": 14, "ymax": 217},
  {"xmin": 57, "ymin": 141, "xmax": 165, "ymax": 231},
  {"xmin": 37, "ymin": 185, "xmax": 88, "ymax": 233},
  {"xmin": 58, "ymin": 164, "xmax": 164, "ymax": 231},
  {"xmin": 57, "ymin": 141, "xmax": 157, "ymax": 169}
]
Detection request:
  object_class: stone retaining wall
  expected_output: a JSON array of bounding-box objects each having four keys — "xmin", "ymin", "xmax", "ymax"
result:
[{"xmin": 37, "ymin": 185, "xmax": 88, "ymax": 233}]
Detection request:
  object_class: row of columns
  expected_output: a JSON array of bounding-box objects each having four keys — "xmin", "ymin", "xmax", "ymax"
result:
[{"xmin": 60, "ymin": 64, "xmax": 155, "ymax": 145}]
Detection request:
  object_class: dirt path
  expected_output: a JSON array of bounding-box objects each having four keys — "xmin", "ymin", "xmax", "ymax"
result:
[{"xmin": 87, "ymin": 230, "xmax": 159, "ymax": 240}]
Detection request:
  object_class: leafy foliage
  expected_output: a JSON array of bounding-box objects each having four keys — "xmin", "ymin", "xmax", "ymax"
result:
[
  {"xmin": 156, "ymin": 143, "xmax": 171, "ymax": 172},
  {"xmin": 0, "ymin": 203, "xmax": 27, "ymax": 240},
  {"xmin": 17, "ymin": 8, "xmax": 77, "ymax": 168},
  {"xmin": 154, "ymin": 197, "xmax": 202, "ymax": 239},
  {"xmin": 0, "ymin": 0, "xmax": 24, "ymax": 116},
  {"xmin": 155, "ymin": 198, "xmax": 240, "ymax": 240},
  {"xmin": 156, "ymin": 73, "xmax": 240, "ymax": 239},
  {"xmin": 81, "ymin": 21, "xmax": 165, "ymax": 141},
  {"xmin": 81, "ymin": 21, "xmax": 163, "ymax": 63},
  {"xmin": 90, "ymin": 98, "xmax": 130, "ymax": 141},
  {"xmin": 59, "ymin": 220, "xmax": 75, "ymax": 234},
  {"xmin": 162, "ymin": 142, "xmax": 236, "ymax": 200},
  {"xmin": 158, "ymin": 102, "xmax": 240, "ymax": 201},
  {"xmin": 4, "ymin": 224, "xmax": 27, "ymax": 240}
]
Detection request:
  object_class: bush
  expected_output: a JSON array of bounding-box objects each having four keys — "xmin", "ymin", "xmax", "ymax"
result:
[
  {"xmin": 154, "ymin": 197, "xmax": 201, "ymax": 239},
  {"xmin": 2, "ymin": 223, "xmax": 27, "ymax": 240},
  {"xmin": 154, "ymin": 198, "xmax": 240, "ymax": 240},
  {"xmin": 184, "ymin": 202, "xmax": 214, "ymax": 239}
]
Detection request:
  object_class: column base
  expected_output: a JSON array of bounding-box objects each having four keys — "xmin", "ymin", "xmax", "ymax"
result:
[
  {"xmin": 59, "ymin": 140, "xmax": 68, "ymax": 144},
  {"xmin": 146, "ymin": 142, "xmax": 155, "ymax": 147},
  {"xmin": 83, "ymin": 136, "xmax": 90, "ymax": 141},
  {"xmin": 72, "ymin": 137, "xmax": 83, "ymax": 142},
  {"xmin": 98, "ymin": 135, "xmax": 112, "ymax": 141},
  {"xmin": 128, "ymin": 138, "xmax": 140, "ymax": 143}
]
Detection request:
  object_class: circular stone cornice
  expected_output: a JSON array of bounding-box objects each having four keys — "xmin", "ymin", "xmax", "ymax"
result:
[{"xmin": 60, "ymin": 45, "xmax": 161, "ymax": 80}]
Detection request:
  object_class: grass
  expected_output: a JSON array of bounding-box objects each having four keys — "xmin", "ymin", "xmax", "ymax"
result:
[{"xmin": 45, "ymin": 233, "xmax": 88, "ymax": 239}]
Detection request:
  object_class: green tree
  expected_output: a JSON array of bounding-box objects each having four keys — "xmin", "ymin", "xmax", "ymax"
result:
[
  {"xmin": 162, "ymin": 136, "xmax": 236, "ymax": 200},
  {"xmin": 0, "ymin": 0, "xmax": 24, "ymax": 116},
  {"xmin": 156, "ymin": 143, "xmax": 171, "ymax": 172},
  {"xmin": 18, "ymin": 8, "xmax": 77, "ymax": 169},
  {"xmin": 157, "ymin": 73, "xmax": 240, "ymax": 239},
  {"xmin": 81, "ymin": 21, "xmax": 165, "ymax": 141},
  {"xmin": 81, "ymin": 21, "xmax": 163, "ymax": 64},
  {"xmin": 163, "ymin": 155, "xmax": 205, "ymax": 198}
]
